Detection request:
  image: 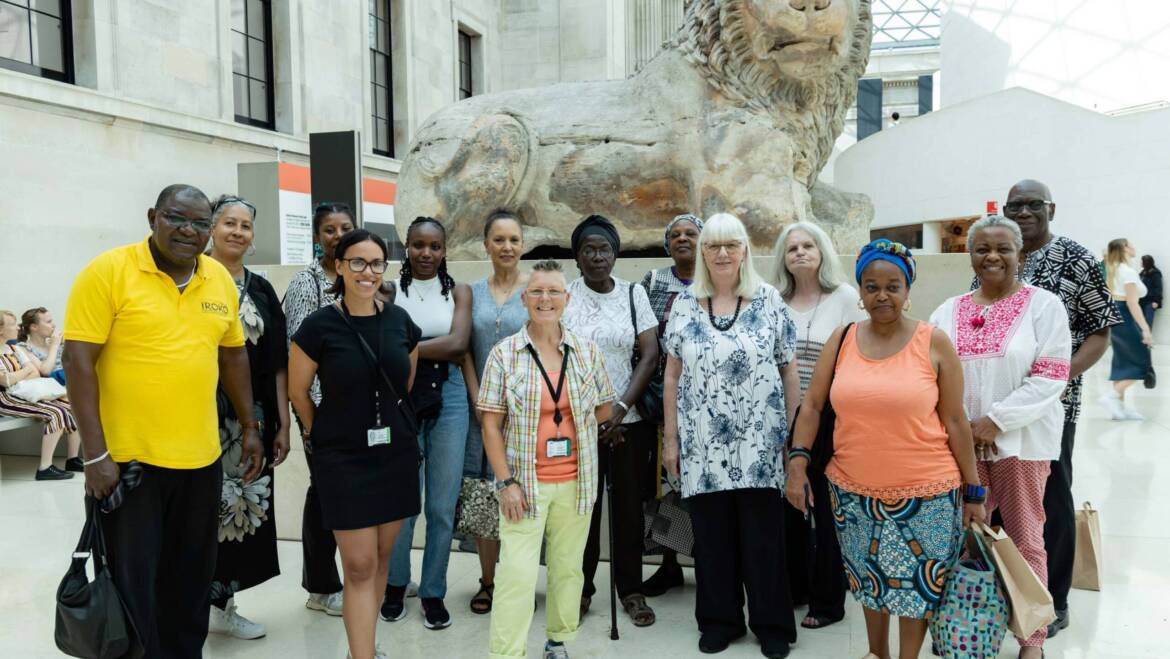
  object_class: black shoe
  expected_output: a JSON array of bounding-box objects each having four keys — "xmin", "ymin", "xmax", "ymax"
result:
[
  {"xmin": 1046, "ymin": 608, "xmax": 1069, "ymax": 638},
  {"xmin": 36, "ymin": 465, "xmax": 74, "ymax": 481},
  {"xmin": 65, "ymin": 457, "xmax": 84, "ymax": 472},
  {"xmin": 760, "ymin": 640, "xmax": 791, "ymax": 659},
  {"xmin": 421, "ymin": 597, "xmax": 451, "ymax": 630},
  {"xmin": 699, "ymin": 632, "xmax": 731, "ymax": 654},
  {"xmin": 642, "ymin": 564, "xmax": 684, "ymax": 597},
  {"xmin": 380, "ymin": 584, "xmax": 407, "ymax": 622}
]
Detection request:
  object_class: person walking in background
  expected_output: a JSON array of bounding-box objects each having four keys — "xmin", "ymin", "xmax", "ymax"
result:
[
  {"xmin": 204, "ymin": 195, "xmax": 290, "ymax": 640},
  {"xmin": 282, "ymin": 202, "xmax": 355, "ymax": 617},
  {"xmin": 788, "ymin": 239, "xmax": 985, "ymax": 659},
  {"xmin": 462, "ymin": 210, "xmax": 529, "ymax": 616},
  {"xmin": 1139, "ymin": 255, "xmax": 1162, "ymax": 330},
  {"xmin": 563, "ymin": 215, "xmax": 660, "ymax": 627},
  {"xmin": 638, "ymin": 213, "xmax": 702, "ymax": 597},
  {"xmin": 381, "ymin": 217, "xmax": 472, "ymax": 630},
  {"xmin": 479, "ymin": 259, "xmax": 614, "ymax": 659},
  {"xmin": 17, "ymin": 307, "xmax": 65, "ymax": 384},
  {"xmin": 771, "ymin": 221, "xmax": 865, "ymax": 631},
  {"xmin": 1101, "ymin": 238, "xmax": 1154, "ymax": 420},
  {"xmin": 932, "ymin": 216, "xmax": 1071, "ymax": 658},
  {"xmin": 999, "ymin": 179, "xmax": 1120, "ymax": 637},
  {"xmin": 663, "ymin": 213, "xmax": 800, "ymax": 658},
  {"xmin": 63, "ymin": 183, "xmax": 264, "ymax": 658},
  {"xmin": 288, "ymin": 230, "xmax": 422, "ymax": 659}
]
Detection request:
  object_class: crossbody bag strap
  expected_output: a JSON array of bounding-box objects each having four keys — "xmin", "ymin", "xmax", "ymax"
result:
[{"xmin": 331, "ymin": 304, "xmax": 411, "ymax": 410}]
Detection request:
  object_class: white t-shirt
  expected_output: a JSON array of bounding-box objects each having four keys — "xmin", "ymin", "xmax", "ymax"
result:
[
  {"xmin": 1112, "ymin": 262, "xmax": 1148, "ymax": 300},
  {"xmin": 787, "ymin": 285, "xmax": 867, "ymax": 395},
  {"xmin": 395, "ymin": 276, "xmax": 455, "ymax": 338},
  {"xmin": 563, "ymin": 277, "xmax": 657, "ymax": 423}
]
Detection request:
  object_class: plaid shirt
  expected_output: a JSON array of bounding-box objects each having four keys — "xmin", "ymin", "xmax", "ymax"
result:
[{"xmin": 477, "ymin": 322, "xmax": 615, "ymax": 518}]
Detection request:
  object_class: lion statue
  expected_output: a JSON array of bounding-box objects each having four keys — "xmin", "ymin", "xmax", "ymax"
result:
[{"xmin": 395, "ymin": 0, "xmax": 874, "ymax": 258}]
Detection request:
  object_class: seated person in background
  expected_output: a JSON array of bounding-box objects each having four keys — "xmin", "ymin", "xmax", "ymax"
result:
[{"xmin": 18, "ymin": 307, "xmax": 65, "ymax": 384}]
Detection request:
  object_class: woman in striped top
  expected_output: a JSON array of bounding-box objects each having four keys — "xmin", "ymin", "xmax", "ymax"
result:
[{"xmin": 771, "ymin": 222, "xmax": 864, "ymax": 631}]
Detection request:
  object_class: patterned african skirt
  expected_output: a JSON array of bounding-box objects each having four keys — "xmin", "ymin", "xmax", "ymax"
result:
[{"xmin": 828, "ymin": 482, "xmax": 963, "ymax": 619}]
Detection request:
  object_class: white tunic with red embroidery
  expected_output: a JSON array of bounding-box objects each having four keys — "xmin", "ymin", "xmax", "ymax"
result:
[{"xmin": 930, "ymin": 285, "xmax": 1073, "ymax": 462}]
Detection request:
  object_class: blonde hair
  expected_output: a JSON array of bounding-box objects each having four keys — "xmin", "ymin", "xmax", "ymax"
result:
[
  {"xmin": 1104, "ymin": 238, "xmax": 1129, "ymax": 292},
  {"xmin": 0, "ymin": 310, "xmax": 14, "ymax": 333},
  {"xmin": 771, "ymin": 221, "xmax": 848, "ymax": 299},
  {"xmin": 691, "ymin": 213, "xmax": 763, "ymax": 299}
]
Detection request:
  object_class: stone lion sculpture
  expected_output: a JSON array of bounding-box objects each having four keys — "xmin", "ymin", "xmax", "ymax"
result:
[{"xmin": 395, "ymin": 0, "xmax": 874, "ymax": 258}]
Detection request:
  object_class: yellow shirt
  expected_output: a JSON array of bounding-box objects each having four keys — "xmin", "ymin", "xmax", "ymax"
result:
[{"xmin": 65, "ymin": 238, "xmax": 245, "ymax": 469}]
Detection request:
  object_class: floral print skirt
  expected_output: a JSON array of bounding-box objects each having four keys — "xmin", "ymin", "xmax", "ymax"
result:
[{"xmin": 829, "ymin": 482, "xmax": 962, "ymax": 619}]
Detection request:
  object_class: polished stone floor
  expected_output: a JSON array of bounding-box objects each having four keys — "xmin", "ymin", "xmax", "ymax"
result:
[{"xmin": 1, "ymin": 353, "xmax": 1165, "ymax": 658}]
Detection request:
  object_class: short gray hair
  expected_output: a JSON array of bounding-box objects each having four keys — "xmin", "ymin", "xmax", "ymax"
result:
[
  {"xmin": 772, "ymin": 221, "xmax": 848, "ymax": 298},
  {"xmin": 967, "ymin": 215, "xmax": 1023, "ymax": 252}
]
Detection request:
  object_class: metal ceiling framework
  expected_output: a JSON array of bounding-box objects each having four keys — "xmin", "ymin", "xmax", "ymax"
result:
[{"xmin": 871, "ymin": 0, "xmax": 943, "ymax": 48}]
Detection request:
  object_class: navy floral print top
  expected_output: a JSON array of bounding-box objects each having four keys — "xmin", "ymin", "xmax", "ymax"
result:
[{"xmin": 664, "ymin": 283, "xmax": 797, "ymax": 498}]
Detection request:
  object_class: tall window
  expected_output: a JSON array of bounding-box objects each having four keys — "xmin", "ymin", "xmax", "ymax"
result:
[
  {"xmin": 369, "ymin": 0, "xmax": 394, "ymax": 157},
  {"xmin": 231, "ymin": 0, "xmax": 274, "ymax": 129},
  {"xmin": 457, "ymin": 29, "xmax": 473, "ymax": 100},
  {"xmin": 0, "ymin": 0, "xmax": 73, "ymax": 82}
]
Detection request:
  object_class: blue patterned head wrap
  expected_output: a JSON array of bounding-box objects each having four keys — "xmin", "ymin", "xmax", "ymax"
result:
[
  {"xmin": 663, "ymin": 213, "xmax": 703, "ymax": 253},
  {"xmin": 855, "ymin": 239, "xmax": 917, "ymax": 289}
]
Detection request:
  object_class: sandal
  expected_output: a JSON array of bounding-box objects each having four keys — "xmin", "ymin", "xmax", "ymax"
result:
[
  {"xmin": 621, "ymin": 594, "xmax": 656, "ymax": 627},
  {"xmin": 800, "ymin": 613, "xmax": 844, "ymax": 630},
  {"xmin": 579, "ymin": 595, "xmax": 591, "ymax": 619},
  {"xmin": 470, "ymin": 579, "xmax": 494, "ymax": 614}
]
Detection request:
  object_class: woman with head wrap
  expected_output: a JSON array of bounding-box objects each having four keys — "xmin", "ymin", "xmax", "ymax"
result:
[
  {"xmin": 786, "ymin": 239, "xmax": 986, "ymax": 659},
  {"xmin": 637, "ymin": 213, "xmax": 702, "ymax": 595},
  {"xmin": 561, "ymin": 215, "xmax": 661, "ymax": 626}
]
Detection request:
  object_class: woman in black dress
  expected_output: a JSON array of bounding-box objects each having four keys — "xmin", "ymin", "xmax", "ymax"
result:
[
  {"xmin": 206, "ymin": 195, "xmax": 290, "ymax": 640},
  {"xmin": 289, "ymin": 230, "xmax": 422, "ymax": 659}
]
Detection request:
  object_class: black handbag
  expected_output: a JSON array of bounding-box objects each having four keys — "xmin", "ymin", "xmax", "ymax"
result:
[
  {"xmin": 628, "ymin": 283, "xmax": 664, "ymax": 422},
  {"xmin": 411, "ymin": 358, "xmax": 450, "ymax": 420},
  {"xmin": 55, "ymin": 498, "xmax": 143, "ymax": 659},
  {"xmin": 795, "ymin": 322, "xmax": 854, "ymax": 472},
  {"xmin": 1144, "ymin": 363, "xmax": 1156, "ymax": 390}
]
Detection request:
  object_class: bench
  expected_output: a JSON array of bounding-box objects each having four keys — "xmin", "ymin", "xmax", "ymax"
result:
[{"xmin": 0, "ymin": 416, "xmax": 39, "ymax": 433}]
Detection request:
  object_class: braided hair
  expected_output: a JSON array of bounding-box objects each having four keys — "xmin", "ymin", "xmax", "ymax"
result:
[{"xmin": 400, "ymin": 216, "xmax": 456, "ymax": 300}]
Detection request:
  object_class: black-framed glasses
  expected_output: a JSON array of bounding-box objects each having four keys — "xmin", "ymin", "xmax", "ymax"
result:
[
  {"xmin": 342, "ymin": 258, "xmax": 389, "ymax": 274},
  {"xmin": 581, "ymin": 245, "xmax": 613, "ymax": 259},
  {"xmin": 1003, "ymin": 199, "xmax": 1052, "ymax": 214},
  {"xmin": 159, "ymin": 211, "xmax": 213, "ymax": 233}
]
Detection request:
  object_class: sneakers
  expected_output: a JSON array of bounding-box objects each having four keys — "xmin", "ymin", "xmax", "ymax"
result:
[
  {"xmin": 347, "ymin": 644, "xmax": 387, "ymax": 659},
  {"xmin": 1100, "ymin": 392, "xmax": 1127, "ymax": 420},
  {"xmin": 543, "ymin": 640, "xmax": 570, "ymax": 659},
  {"xmin": 306, "ymin": 591, "xmax": 344, "ymax": 616},
  {"xmin": 1123, "ymin": 407, "xmax": 1146, "ymax": 421},
  {"xmin": 380, "ymin": 584, "xmax": 407, "ymax": 622},
  {"xmin": 406, "ymin": 581, "xmax": 419, "ymax": 598},
  {"xmin": 65, "ymin": 457, "xmax": 85, "ymax": 472},
  {"xmin": 209, "ymin": 599, "xmax": 266, "ymax": 639},
  {"xmin": 36, "ymin": 465, "xmax": 74, "ymax": 481},
  {"xmin": 421, "ymin": 598, "xmax": 451, "ymax": 630}
]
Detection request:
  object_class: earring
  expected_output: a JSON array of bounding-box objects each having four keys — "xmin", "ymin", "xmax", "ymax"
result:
[
  {"xmin": 246, "ymin": 244, "xmax": 257, "ymax": 256},
  {"xmin": 903, "ymin": 299, "xmax": 913, "ymax": 312},
  {"xmin": 857, "ymin": 299, "xmax": 865, "ymax": 310},
  {"xmin": 313, "ymin": 243, "xmax": 324, "ymax": 259}
]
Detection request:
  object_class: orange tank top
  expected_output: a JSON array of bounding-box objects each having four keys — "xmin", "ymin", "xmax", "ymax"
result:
[
  {"xmin": 536, "ymin": 370, "xmax": 578, "ymax": 483},
  {"xmin": 824, "ymin": 322, "xmax": 961, "ymax": 498}
]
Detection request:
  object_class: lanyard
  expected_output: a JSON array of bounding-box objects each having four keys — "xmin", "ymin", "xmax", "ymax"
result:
[
  {"xmin": 526, "ymin": 344, "xmax": 569, "ymax": 432},
  {"xmin": 338, "ymin": 300, "xmax": 386, "ymax": 426}
]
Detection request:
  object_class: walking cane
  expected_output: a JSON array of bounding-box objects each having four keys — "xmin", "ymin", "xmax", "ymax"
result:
[{"xmin": 606, "ymin": 439, "xmax": 620, "ymax": 641}]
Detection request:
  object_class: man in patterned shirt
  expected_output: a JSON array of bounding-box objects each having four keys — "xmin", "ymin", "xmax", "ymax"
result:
[{"xmin": 1001, "ymin": 179, "xmax": 1121, "ymax": 637}]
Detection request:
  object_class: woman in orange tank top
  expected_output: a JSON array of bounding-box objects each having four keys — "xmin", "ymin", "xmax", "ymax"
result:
[{"xmin": 785, "ymin": 240, "xmax": 986, "ymax": 659}]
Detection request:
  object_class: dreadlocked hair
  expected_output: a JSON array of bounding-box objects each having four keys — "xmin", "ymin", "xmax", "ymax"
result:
[{"xmin": 400, "ymin": 216, "xmax": 456, "ymax": 300}]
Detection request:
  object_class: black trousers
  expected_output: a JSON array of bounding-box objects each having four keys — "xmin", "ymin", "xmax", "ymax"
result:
[
  {"xmin": 583, "ymin": 421, "xmax": 654, "ymax": 599},
  {"xmin": 302, "ymin": 450, "xmax": 343, "ymax": 594},
  {"xmin": 689, "ymin": 488, "xmax": 797, "ymax": 645},
  {"xmin": 99, "ymin": 461, "xmax": 222, "ymax": 659},
  {"xmin": 1044, "ymin": 421, "xmax": 1077, "ymax": 610},
  {"xmin": 783, "ymin": 469, "xmax": 847, "ymax": 620}
]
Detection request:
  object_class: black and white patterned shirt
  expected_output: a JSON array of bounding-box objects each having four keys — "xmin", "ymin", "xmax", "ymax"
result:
[
  {"xmin": 974, "ymin": 235, "xmax": 1120, "ymax": 423},
  {"xmin": 282, "ymin": 260, "xmax": 337, "ymax": 405}
]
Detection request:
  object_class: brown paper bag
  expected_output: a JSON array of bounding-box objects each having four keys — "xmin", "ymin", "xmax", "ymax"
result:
[
  {"xmin": 978, "ymin": 523, "xmax": 1056, "ymax": 639},
  {"xmin": 1072, "ymin": 501, "xmax": 1102, "ymax": 591}
]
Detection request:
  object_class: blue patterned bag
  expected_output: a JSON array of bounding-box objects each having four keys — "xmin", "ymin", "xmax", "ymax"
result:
[{"xmin": 930, "ymin": 527, "xmax": 1008, "ymax": 658}]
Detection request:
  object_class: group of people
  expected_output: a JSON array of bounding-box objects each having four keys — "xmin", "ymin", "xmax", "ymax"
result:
[{"xmin": 12, "ymin": 176, "xmax": 1153, "ymax": 659}]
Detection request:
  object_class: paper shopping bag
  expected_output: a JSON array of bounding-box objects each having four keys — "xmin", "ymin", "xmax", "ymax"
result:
[
  {"xmin": 978, "ymin": 523, "xmax": 1056, "ymax": 639},
  {"xmin": 1072, "ymin": 501, "xmax": 1102, "ymax": 591}
]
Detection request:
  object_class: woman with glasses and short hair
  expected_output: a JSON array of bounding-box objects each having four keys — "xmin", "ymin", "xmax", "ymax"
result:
[
  {"xmin": 289, "ymin": 230, "xmax": 422, "ymax": 659},
  {"xmin": 662, "ymin": 213, "xmax": 800, "ymax": 658}
]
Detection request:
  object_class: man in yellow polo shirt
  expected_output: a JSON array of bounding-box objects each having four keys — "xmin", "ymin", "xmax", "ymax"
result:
[{"xmin": 63, "ymin": 183, "xmax": 264, "ymax": 659}]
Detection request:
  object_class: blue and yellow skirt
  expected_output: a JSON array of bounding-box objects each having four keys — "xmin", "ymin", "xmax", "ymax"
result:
[{"xmin": 828, "ymin": 482, "xmax": 963, "ymax": 619}]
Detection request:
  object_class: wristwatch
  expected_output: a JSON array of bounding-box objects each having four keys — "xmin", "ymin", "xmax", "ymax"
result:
[
  {"xmin": 962, "ymin": 483, "xmax": 988, "ymax": 504},
  {"xmin": 495, "ymin": 477, "xmax": 520, "ymax": 492}
]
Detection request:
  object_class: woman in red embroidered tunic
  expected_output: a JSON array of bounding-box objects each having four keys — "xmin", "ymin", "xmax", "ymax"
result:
[
  {"xmin": 787, "ymin": 240, "xmax": 985, "ymax": 659},
  {"xmin": 930, "ymin": 216, "xmax": 1071, "ymax": 658}
]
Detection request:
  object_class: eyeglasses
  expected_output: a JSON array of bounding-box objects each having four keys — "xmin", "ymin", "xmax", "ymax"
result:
[
  {"xmin": 342, "ymin": 258, "xmax": 389, "ymax": 274},
  {"xmin": 527, "ymin": 288, "xmax": 566, "ymax": 299},
  {"xmin": 1003, "ymin": 199, "xmax": 1052, "ymax": 214},
  {"xmin": 581, "ymin": 245, "xmax": 613, "ymax": 259},
  {"xmin": 159, "ymin": 211, "xmax": 213, "ymax": 233},
  {"xmin": 703, "ymin": 241, "xmax": 743, "ymax": 255}
]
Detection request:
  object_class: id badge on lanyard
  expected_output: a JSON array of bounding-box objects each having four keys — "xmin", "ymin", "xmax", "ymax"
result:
[
  {"xmin": 527, "ymin": 344, "xmax": 571, "ymax": 458},
  {"xmin": 338, "ymin": 301, "xmax": 393, "ymax": 449}
]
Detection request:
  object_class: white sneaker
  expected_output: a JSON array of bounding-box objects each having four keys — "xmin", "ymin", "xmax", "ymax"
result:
[
  {"xmin": 347, "ymin": 644, "xmax": 387, "ymax": 659},
  {"xmin": 1123, "ymin": 407, "xmax": 1146, "ymax": 421},
  {"xmin": 406, "ymin": 581, "xmax": 419, "ymax": 598},
  {"xmin": 1099, "ymin": 393, "xmax": 1126, "ymax": 420},
  {"xmin": 209, "ymin": 599, "xmax": 267, "ymax": 639},
  {"xmin": 306, "ymin": 591, "xmax": 344, "ymax": 616}
]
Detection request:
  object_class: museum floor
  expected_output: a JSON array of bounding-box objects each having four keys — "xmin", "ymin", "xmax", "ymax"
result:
[{"xmin": 2, "ymin": 351, "xmax": 1165, "ymax": 659}]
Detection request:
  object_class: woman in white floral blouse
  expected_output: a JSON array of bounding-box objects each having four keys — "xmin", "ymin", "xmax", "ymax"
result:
[{"xmin": 663, "ymin": 213, "xmax": 800, "ymax": 658}]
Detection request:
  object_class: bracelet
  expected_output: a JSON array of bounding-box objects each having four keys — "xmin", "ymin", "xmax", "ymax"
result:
[
  {"xmin": 962, "ymin": 483, "xmax": 988, "ymax": 504},
  {"xmin": 614, "ymin": 400, "xmax": 630, "ymax": 414},
  {"xmin": 82, "ymin": 451, "xmax": 110, "ymax": 467},
  {"xmin": 787, "ymin": 446, "xmax": 813, "ymax": 464},
  {"xmin": 241, "ymin": 420, "xmax": 261, "ymax": 430}
]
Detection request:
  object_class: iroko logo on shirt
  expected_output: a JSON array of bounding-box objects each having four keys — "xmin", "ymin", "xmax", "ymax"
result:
[{"xmin": 201, "ymin": 301, "xmax": 230, "ymax": 316}]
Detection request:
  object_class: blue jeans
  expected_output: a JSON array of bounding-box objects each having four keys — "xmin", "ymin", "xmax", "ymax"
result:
[{"xmin": 388, "ymin": 363, "xmax": 469, "ymax": 598}]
